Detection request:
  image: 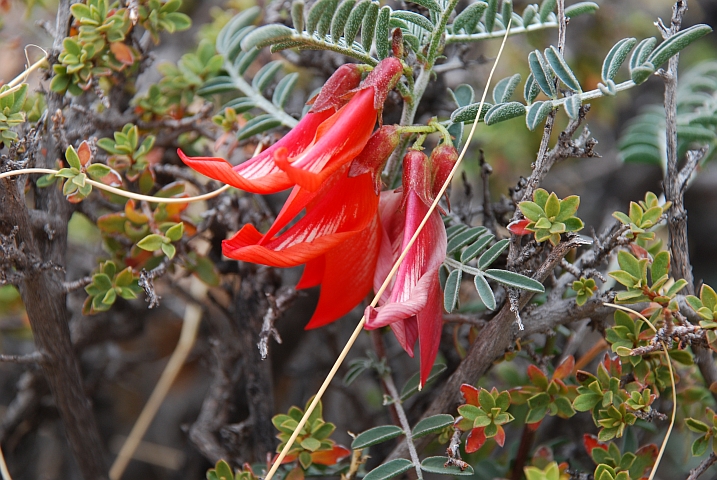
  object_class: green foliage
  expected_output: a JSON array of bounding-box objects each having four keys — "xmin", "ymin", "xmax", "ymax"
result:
[
  {"xmin": 55, "ymin": 141, "xmax": 123, "ymax": 203},
  {"xmin": 51, "ymin": 0, "xmax": 134, "ymax": 95},
  {"xmin": 573, "ymin": 355, "xmax": 639, "ymax": 441},
  {"xmin": 206, "ymin": 459, "xmax": 259, "ymax": 480},
  {"xmin": 442, "ymin": 224, "xmax": 544, "ymax": 313},
  {"xmin": 572, "ymin": 277, "xmax": 597, "ymax": 306},
  {"xmin": 612, "ymin": 191, "xmax": 670, "ymax": 243},
  {"xmin": 96, "ymin": 184, "xmax": 195, "ymax": 270},
  {"xmin": 136, "ymin": 222, "xmax": 184, "ymax": 259},
  {"xmin": 585, "ymin": 438, "xmax": 657, "ymax": 480},
  {"xmin": 0, "ymin": 84, "xmax": 28, "ymax": 148},
  {"xmin": 608, "ymin": 250, "xmax": 687, "ymax": 305},
  {"xmin": 456, "ymin": 385, "xmax": 514, "ymax": 452},
  {"xmin": 83, "ymin": 260, "xmax": 142, "ymax": 314},
  {"xmin": 518, "ymin": 188, "xmax": 584, "ymax": 245},
  {"xmin": 97, "ymin": 123, "xmax": 156, "ymax": 185},
  {"xmin": 272, "ymin": 399, "xmax": 348, "ymax": 472},
  {"xmin": 686, "ymin": 284, "xmax": 717, "ymax": 351},
  {"xmin": 686, "ymin": 408, "xmax": 717, "ymax": 456},
  {"xmin": 511, "ymin": 356, "xmax": 577, "ymax": 427},
  {"xmin": 150, "ymin": 40, "xmax": 224, "ymax": 115},
  {"xmin": 138, "ymin": 0, "xmax": 191, "ymax": 44}
]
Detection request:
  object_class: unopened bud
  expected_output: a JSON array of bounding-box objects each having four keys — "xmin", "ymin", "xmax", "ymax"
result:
[
  {"xmin": 391, "ymin": 28, "xmax": 404, "ymax": 59},
  {"xmin": 429, "ymin": 144, "xmax": 458, "ymax": 200},
  {"xmin": 402, "ymin": 149, "xmax": 432, "ymax": 207},
  {"xmin": 348, "ymin": 125, "xmax": 400, "ymax": 193},
  {"xmin": 308, "ymin": 63, "xmax": 365, "ymax": 113}
]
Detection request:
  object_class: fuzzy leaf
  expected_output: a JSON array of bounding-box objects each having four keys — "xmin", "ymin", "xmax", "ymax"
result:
[
  {"xmin": 485, "ymin": 102, "xmax": 526, "ymax": 125},
  {"xmin": 545, "ymin": 46, "xmax": 581, "ymax": 92},
  {"xmin": 484, "ymin": 269, "xmax": 544, "ymax": 292},
  {"xmin": 421, "ymin": 457, "xmax": 474, "ymax": 476},
  {"xmin": 526, "ymin": 100, "xmax": 554, "ymax": 131},
  {"xmin": 241, "ymin": 24, "xmax": 294, "ymax": 51},
  {"xmin": 444, "ymin": 269, "xmax": 462, "ymax": 313},
  {"xmin": 363, "ymin": 459, "xmax": 413, "ymax": 480},
  {"xmin": 474, "ymin": 274, "xmax": 496, "ymax": 310},
  {"xmin": 477, "ymin": 239, "xmax": 509, "ymax": 269},
  {"xmin": 601, "ymin": 38, "xmax": 637, "ymax": 83},
  {"xmin": 648, "ymin": 24, "xmax": 712, "ymax": 69},
  {"xmin": 528, "ymin": 50, "xmax": 556, "ymax": 98},
  {"xmin": 412, "ymin": 414, "xmax": 455, "ymax": 438}
]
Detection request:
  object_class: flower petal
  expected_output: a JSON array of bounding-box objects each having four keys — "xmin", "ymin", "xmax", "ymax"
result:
[
  {"xmin": 178, "ymin": 109, "xmax": 333, "ymax": 194},
  {"xmin": 305, "ymin": 213, "xmax": 380, "ymax": 329},
  {"xmin": 275, "ymin": 88, "xmax": 377, "ymax": 192},
  {"xmin": 223, "ymin": 171, "xmax": 379, "ymax": 267}
]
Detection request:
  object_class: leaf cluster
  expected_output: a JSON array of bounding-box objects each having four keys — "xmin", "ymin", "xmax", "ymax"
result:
[
  {"xmin": 518, "ymin": 188, "xmax": 583, "ymax": 245},
  {"xmin": 456, "ymin": 385, "xmax": 514, "ymax": 452},
  {"xmin": 608, "ymin": 250, "xmax": 687, "ymax": 306},
  {"xmin": 0, "ymin": 84, "xmax": 28, "ymax": 148},
  {"xmin": 83, "ymin": 260, "xmax": 141, "ymax": 315},
  {"xmin": 97, "ymin": 123, "xmax": 156, "ymax": 187},
  {"xmin": 612, "ymin": 192, "xmax": 670, "ymax": 244},
  {"xmin": 442, "ymin": 225, "xmax": 544, "ymax": 313},
  {"xmin": 54, "ymin": 142, "xmax": 122, "ymax": 203}
]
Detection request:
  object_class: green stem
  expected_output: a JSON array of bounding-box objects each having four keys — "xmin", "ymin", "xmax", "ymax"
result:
[
  {"xmin": 224, "ymin": 61, "xmax": 298, "ymax": 129},
  {"xmin": 447, "ymin": 21, "xmax": 560, "ymax": 44},
  {"xmin": 443, "ymin": 256, "xmax": 483, "ymax": 277}
]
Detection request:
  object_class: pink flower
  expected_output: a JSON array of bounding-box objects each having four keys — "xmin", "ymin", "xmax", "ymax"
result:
[{"xmin": 364, "ymin": 148, "xmax": 450, "ymax": 387}]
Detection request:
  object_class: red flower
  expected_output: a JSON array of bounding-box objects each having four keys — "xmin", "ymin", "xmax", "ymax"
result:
[
  {"xmin": 364, "ymin": 149, "xmax": 449, "ymax": 387},
  {"xmin": 223, "ymin": 166, "xmax": 381, "ymax": 328},
  {"xmin": 178, "ymin": 58, "xmax": 403, "ymax": 194}
]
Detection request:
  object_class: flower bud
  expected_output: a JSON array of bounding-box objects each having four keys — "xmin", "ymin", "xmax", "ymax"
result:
[
  {"xmin": 348, "ymin": 125, "xmax": 400, "ymax": 193},
  {"xmin": 308, "ymin": 63, "xmax": 365, "ymax": 113},
  {"xmin": 402, "ymin": 149, "xmax": 432, "ymax": 207},
  {"xmin": 429, "ymin": 144, "xmax": 458, "ymax": 200}
]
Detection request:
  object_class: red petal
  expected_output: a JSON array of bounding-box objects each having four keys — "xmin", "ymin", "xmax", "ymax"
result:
[
  {"xmin": 275, "ymin": 88, "xmax": 377, "ymax": 192},
  {"xmin": 305, "ymin": 214, "xmax": 380, "ymax": 329},
  {"xmin": 465, "ymin": 427, "xmax": 486, "ymax": 453},
  {"xmin": 177, "ymin": 110, "xmax": 333, "ymax": 194},
  {"xmin": 417, "ymin": 267, "xmax": 443, "ymax": 387},
  {"xmin": 460, "ymin": 384, "xmax": 480, "ymax": 406},
  {"xmin": 296, "ymin": 256, "xmax": 325, "ymax": 290},
  {"xmin": 223, "ymin": 170, "xmax": 378, "ymax": 267}
]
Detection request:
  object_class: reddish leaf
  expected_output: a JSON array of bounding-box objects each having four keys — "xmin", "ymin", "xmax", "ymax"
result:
[
  {"xmin": 311, "ymin": 445, "xmax": 350, "ymax": 465},
  {"xmin": 629, "ymin": 243, "xmax": 650, "ymax": 260},
  {"xmin": 553, "ymin": 355, "xmax": 575, "ymax": 380},
  {"xmin": 494, "ymin": 426, "xmax": 506, "ymax": 447},
  {"xmin": 507, "ymin": 218, "xmax": 532, "ymax": 235},
  {"xmin": 98, "ymin": 168, "xmax": 123, "ymax": 187},
  {"xmin": 460, "ymin": 384, "xmax": 480, "ymax": 406},
  {"xmin": 527, "ymin": 419, "xmax": 542, "ymax": 431},
  {"xmin": 77, "ymin": 140, "xmax": 92, "ymax": 166},
  {"xmin": 125, "ymin": 200, "xmax": 148, "ymax": 224},
  {"xmin": 527, "ymin": 364, "xmax": 549, "ymax": 389},
  {"xmin": 583, "ymin": 433, "xmax": 608, "ymax": 456},
  {"xmin": 465, "ymin": 427, "xmax": 486, "ymax": 453},
  {"xmin": 601, "ymin": 353, "xmax": 622, "ymax": 378},
  {"xmin": 285, "ymin": 466, "xmax": 305, "ymax": 480},
  {"xmin": 110, "ymin": 41, "xmax": 135, "ymax": 66}
]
